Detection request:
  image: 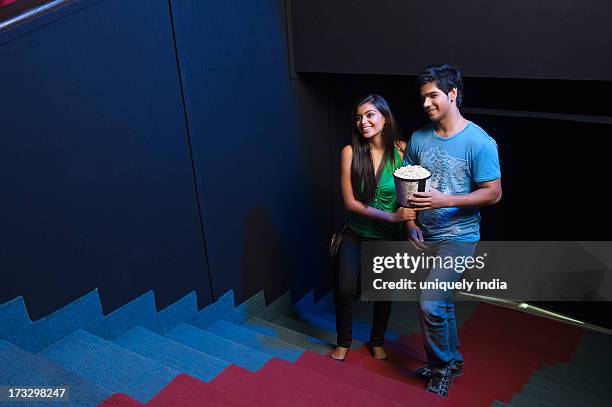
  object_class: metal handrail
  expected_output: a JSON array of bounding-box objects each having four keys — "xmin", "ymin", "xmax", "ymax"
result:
[
  {"xmin": 0, "ymin": 0, "xmax": 75, "ymax": 32},
  {"xmin": 457, "ymin": 291, "xmax": 612, "ymax": 335}
]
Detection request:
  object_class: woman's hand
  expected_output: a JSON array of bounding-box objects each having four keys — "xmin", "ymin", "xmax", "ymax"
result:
[{"xmin": 389, "ymin": 207, "xmax": 416, "ymax": 223}]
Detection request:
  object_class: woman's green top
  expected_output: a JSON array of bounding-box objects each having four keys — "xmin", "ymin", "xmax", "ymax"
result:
[{"xmin": 349, "ymin": 148, "xmax": 404, "ymax": 239}]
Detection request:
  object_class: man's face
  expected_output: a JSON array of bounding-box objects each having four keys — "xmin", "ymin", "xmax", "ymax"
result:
[{"xmin": 420, "ymin": 82, "xmax": 455, "ymax": 122}]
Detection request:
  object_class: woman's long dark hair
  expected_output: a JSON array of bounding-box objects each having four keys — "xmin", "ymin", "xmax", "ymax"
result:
[{"xmin": 351, "ymin": 94, "xmax": 400, "ymax": 205}]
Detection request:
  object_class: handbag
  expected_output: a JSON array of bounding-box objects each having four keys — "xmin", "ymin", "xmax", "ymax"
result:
[
  {"xmin": 329, "ymin": 220, "xmax": 351, "ymax": 258},
  {"xmin": 329, "ymin": 152, "xmax": 382, "ymax": 257}
]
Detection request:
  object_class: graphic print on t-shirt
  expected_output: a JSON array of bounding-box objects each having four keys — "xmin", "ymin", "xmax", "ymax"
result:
[
  {"xmin": 418, "ymin": 146, "xmax": 469, "ymax": 237},
  {"xmin": 420, "ymin": 146, "xmax": 468, "ymax": 194}
]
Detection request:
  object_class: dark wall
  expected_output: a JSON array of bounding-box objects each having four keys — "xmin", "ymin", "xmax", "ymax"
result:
[
  {"xmin": 291, "ymin": 0, "xmax": 612, "ymax": 80},
  {"xmin": 313, "ymin": 73, "xmax": 612, "ymax": 240},
  {"xmin": 0, "ymin": 0, "xmax": 334, "ymax": 318},
  {"xmin": 169, "ymin": 0, "xmax": 334, "ymax": 304},
  {"xmin": 0, "ymin": 0, "xmax": 212, "ymax": 318}
]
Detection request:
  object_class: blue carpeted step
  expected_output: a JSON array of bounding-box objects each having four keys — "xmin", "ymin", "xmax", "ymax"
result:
[
  {"xmin": 540, "ymin": 364, "xmax": 609, "ymax": 389},
  {"xmin": 277, "ymin": 313, "xmax": 332, "ymax": 334},
  {"xmin": 243, "ymin": 317, "xmax": 333, "ymax": 354},
  {"xmin": 312, "ymin": 297, "xmax": 415, "ymax": 334},
  {"xmin": 527, "ymin": 375, "xmax": 610, "ymax": 407},
  {"xmin": 98, "ymin": 291, "xmax": 157, "ymax": 339},
  {"xmin": 569, "ymin": 358, "xmax": 611, "ymax": 374},
  {"xmin": 531, "ymin": 369, "xmax": 612, "ymax": 398},
  {"xmin": 273, "ymin": 315, "xmax": 362, "ymax": 350},
  {"xmin": 301, "ymin": 291, "xmax": 478, "ymax": 327},
  {"xmin": 114, "ymin": 327, "xmax": 229, "ymax": 382},
  {"xmin": 206, "ymin": 320, "xmax": 303, "ymax": 362},
  {"xmin": 293, "ymin": 291, "xmax": 334, "ymax": 318},
  {"xmin": 0, "ymin": 296, "xmax": 32, "ymax": 345},
  {"xmin": 551, "ymin": 361, "xmax": 608, "ymax": 383},
  {"xmin": 156, "ymin": 292, "xmax": 200, "ymax": 334},
  {"xmin": 307, "ymin": 290, "xmax": 335, "ymax": 315},
  {"xmin": 574, "ymin": 330, "xmax": 612, "ymax": 352},
  {"xmin": 0, "ymin": 339, "xmax": 111, "ymax": 406},
  {"xmin": 303, "ymin": 294, "xmax": 477, "ymax": 339},
  {"xmin": 294, "ymin": 310, "xmax": 400, "ymax": 344},
  {"xmin": 224, "ymin": 291, "xmax": 266, "ymax": 325},
  {"xmin": 166, "ymin": 323, "xmax": 270, "ymax": 372},
  {"xmin": 352, "ymin": 299, "xmax": 478, "ymax": 332},
  {"xmin": 570, "ymin": 357, "xmax": 608, "ymax": 374},
  {"xmin": 39, "ymin": 330, "xmax": 178, "ymax": 403},
  {"xmin": 0, "ymin": 290, "xmax": 104, "ymax": 353},
  {"xmin": 569, "ymin": 330, "xmax": 612, "ymax": 374},
  {"xmin": 520, "ymin": 383, "xmax": 593, "ymax": 407},
  {"xmin": 319, "ymin": 311, "xmax": 401, "ymax": 341},
  {"xmin": 353, "ymin": 302, "xmax": 422, "ymax": 334},
  {"xmin": 256, "ymin": 291, "xmax": 294, "ymax": 322},
  {"xmin": 191, "ymin": 290, "xmax": 236, "ymax": 330},
  {"xmin": 508, "ymin": 393, "xmax": 556, "ymax": 407}
]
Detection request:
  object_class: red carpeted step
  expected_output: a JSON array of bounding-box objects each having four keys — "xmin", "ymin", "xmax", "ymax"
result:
[
  {"xmin": 396, "ymin": 328, "xmax": 558, "ymax": 367},
  {"xmin": 258, "ymin": 357, "xmax": 406, "ymax": 407},
  {"xmin": 459, "ymin": 303, "xmax": 582, "ymax": 361},
  {"xmin": 391, "ymin": 327, "xmax": 559, "ymax": 403},
  {"xmin": 145, "ymin": 373, "xmax": 253, "ymax": 406},
  {"xmin": 209, "ymin": 363, "xmax": 338, "ymax": 407},
  {"xmin": 294, "ymin": 350, "xmax": 461, "ymax": 407},
  {"xmin": 343, "ymin": 347, "xmax": 494, "ymax": 406},
  {"xmin": 385, "ymin": 342, "xmax": 541, "ymax": 383},
  {"xmin": 373, "ymin": 341, "xmax": 535, "ymax": 403},
  {"xmin": 395, "ymin": 333, "xmax": 549, "ymax": 372},
  {"xmin": 459, "ymin": 331, "xmax": 556, "ymax": 364},
  {"xmin": 383, "ymin": 303, "xmax": 584, "ymax": 405},
  {"xmin": 98, "ymin": 393, "xmax": 144, "ymax": 406}
]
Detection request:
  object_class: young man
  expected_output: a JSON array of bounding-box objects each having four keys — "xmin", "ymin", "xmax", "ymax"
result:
[{"xmin": 404, "ymin": 64, "xmax": 502, "ymax": 396}]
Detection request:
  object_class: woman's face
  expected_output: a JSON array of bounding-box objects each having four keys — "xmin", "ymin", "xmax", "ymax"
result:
[{"xmin": 354, "ymin": 102, "xmax": 386, "ymax": 139}]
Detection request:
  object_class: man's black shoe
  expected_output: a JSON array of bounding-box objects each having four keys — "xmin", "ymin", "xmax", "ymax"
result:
[
  {"xmin": 425, "ymin": 368, "xmax": 452, "ymax": 397},
  {"xmin": 416, "ymin": 362, "xmax": 464, "ymax": 378}
]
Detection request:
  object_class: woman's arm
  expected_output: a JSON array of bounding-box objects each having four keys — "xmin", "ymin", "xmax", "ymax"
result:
[{"xmin": 340, "ymin": 145, "xmax": 415, "ymax": 223}]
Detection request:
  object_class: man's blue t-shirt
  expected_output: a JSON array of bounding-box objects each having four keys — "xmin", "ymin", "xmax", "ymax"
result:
[{"xmin": 404, "ymin": 121, "xmax": 501, "ymax": 241}]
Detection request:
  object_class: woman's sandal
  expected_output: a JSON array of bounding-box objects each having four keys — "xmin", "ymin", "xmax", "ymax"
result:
[
  {"xmin": 370, "ymin": 346, "xmax": 388, "ymax": 360},
  {"xmin": 329, "ymin": 346, "xmax": 350, "ymax": 361}
]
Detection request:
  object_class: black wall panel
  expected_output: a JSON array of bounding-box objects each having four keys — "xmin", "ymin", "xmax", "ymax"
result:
[
  {"xmin": 0, "ymin": 0, "xmax": 212, "ymax": 318},
  {"xmin": 169, "ymin": 0, "xmax": 333, "ymax": 304},
  {"xmin": 291, "ymin": 0, "xmax": 612, "ymax": 80},
  {"xmin": 315, "ymin": 73, "xmax": 612, "ymax": 240}
]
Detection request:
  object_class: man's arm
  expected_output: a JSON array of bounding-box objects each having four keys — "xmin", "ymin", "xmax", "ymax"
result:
[{"xmin": 409, "ymin": 178, "xmax": 502, "ymax": 209}]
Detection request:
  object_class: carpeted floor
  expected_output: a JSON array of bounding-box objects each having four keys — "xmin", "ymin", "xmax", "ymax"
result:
[{"xmin": 1, "ymin": 289, "xmax": 611, "ymax": 406}]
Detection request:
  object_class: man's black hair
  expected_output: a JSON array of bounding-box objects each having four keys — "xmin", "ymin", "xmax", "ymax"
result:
[{"xmin": 417, "ymin": 64, "xmax": 464, "ymax": 107}]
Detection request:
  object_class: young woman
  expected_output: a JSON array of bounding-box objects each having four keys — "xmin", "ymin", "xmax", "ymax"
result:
[{"xmin": 331, "ymin": 94, "xmax": 416, "ymax": 361}]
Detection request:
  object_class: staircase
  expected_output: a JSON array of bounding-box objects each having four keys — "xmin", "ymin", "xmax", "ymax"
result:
[{"xmin": 1, "ymin": 289, "xmax": 611, "ymax": 406}]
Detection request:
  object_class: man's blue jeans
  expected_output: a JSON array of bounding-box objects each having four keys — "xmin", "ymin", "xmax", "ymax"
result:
[{"xmin": 418, "ymin": 240, "xmax": 477, "ymax": 371}]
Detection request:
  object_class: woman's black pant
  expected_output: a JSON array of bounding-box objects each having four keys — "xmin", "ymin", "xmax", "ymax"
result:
[{"xmin": 335, "ymin": 229, "xmax": 392, "ymax": 348}]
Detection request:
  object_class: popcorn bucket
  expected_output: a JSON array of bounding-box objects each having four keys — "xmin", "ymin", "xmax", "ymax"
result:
[{"xmin": 394, "ymin": 172, "xmax": 431, "ymax": 208}]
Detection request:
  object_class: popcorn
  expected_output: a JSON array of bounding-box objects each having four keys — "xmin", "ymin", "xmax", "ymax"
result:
[
  {"xmin": 393, "ymin": 165, "xmax": 431, "ymax": 180},
  {"xmin": 393, "ymin": 165, "xmax": 432, "ymax": 208}
]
